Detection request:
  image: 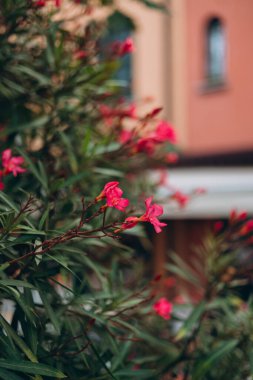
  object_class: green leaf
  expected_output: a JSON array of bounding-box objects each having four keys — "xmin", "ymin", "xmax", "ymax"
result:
[
  {"xmin": 0, "ymin": 263, "xmax": 10, "ymax": 272},
  {"xmin": 175, "ymin": 301, "xmax": 206, "ymax": 340},
  {"xmin": 17, "ymin": 150, "xmax": 48, "ymax": 191},
  {"xmin": 111, "ymin": 341, "xmax": 131, "ymax": 371},
  {"xmin": 115, "ymin": 368, "xmax": 155, "ymax": 378},
  {"xmin": 39, "ymin": 290, "xmax": 61, "ymax": 334},
  {"xmin": 0, "ymin": 368, "xmax": 24, "ymax": 380},
  {"xmin": 93, "ymin": 167, "xmax": 124, "ymax": 177},
  {"xmin": 2, "ymin": 116, "xmax": 50, "ymax": 135},
  {"xmin": 166, "ymin": 252, "xmax": 201, "ymax": 286},
  {"xmin": 9, "ymin": 65, "xmax": 50, "ymax": 86},
  {"xmin": 59, "ymin": 131, "xmax": 79, "ymax": 173},
  {"xmin": 0, "ymin": 279, "xmax": 35, "ymax": 288},
  {"xmin": 249, "ymin": 345, "xmax": 253, "ymax": 375},
  {"xmin": 0, "ymin": 192, "xmax": 19, "ymax": 212},
  {"xmin": 0, "ymin": 315, "xmax": 37, "ymax": 362},
  {"xmin": 38, "ymin": 207, "xmax": 50, "ymax": 229},
  {"xmin": 192, "ymin": 339, "xmax": 238, "ymax": 380},
  {"xmin": 0, "ymin": 360, "xmax": 66, "ymax": 378},
  {"xmin": 55, "ymin": 171, "xmax": 89, "ymax": 189}
]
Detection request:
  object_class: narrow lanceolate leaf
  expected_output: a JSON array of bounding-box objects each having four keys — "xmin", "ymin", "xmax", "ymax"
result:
[
  {"xmin": 0, "ymin": 360, "xmax": 66, "ymax": 378},
  {"xmin": 175, "ymin": 301, "xmax": 206, "ymax": 340},
  {"xmin": 0, "ymin": 315, "xmax": 37, "ymax": 363},
  {"xmin": 0, "ymin": 192, "xmax": 19, "ymax": 212},
  {"xmin": 115, "ymin": 368, "xmax": 155, "ymax": 378},
  {"xmin": 16, "ymin": 149, "xmax": 48, "ymax": 191},
  {"xmin": 192, "ymin": 339, "xmax": 238, "ymax": 380},
  {"xmin": 8, "ymin": 65, "xmax": 51, "ymax": 86},
  {"xmin": 39, "ymin": 290, "xmax": 61, "ymax": 334},
  {"xmin": 0, "ymin": 368, "xmax": 24, "ymax": 380},
  {"xmin": 0, "ymin": 263, "xmax": 10, "ymax": 271},
  {"xmin": 249, "ymin": 345, "xmax": 253, "ymax": 375},
  {"xmin": 0, "ymin": 279, "xmax": 35, "ymax": 288},
  {"xmin": 2, "ymin": 116, "xmax": 50, "ymax": 134}
]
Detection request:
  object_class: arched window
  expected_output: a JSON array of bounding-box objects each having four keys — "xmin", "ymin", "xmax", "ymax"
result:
[
  {"xmin": 102, "ymin": 11, "xmax": 135, "ymax": 98},
  {"xmin": 206, "ymin": 18, "xmax": 226, "ymax": 84}
]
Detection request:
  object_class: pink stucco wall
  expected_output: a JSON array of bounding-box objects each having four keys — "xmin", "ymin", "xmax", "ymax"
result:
[{"xmin": 185, "ymin": 0, "xmax": 253, "ymax": 154}]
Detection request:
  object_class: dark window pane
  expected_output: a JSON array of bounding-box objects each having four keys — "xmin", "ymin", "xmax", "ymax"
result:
[{"xmin": 206, "ymin": 18, "xmax": 226, "ymax": 84}]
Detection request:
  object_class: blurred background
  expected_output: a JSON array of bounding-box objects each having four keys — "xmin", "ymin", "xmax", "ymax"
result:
[
  {"xmin": 98, "ymin": 0, "xmax": 253, "ymax": 293},
  {"xmin": 5, "ymin": 0, "xmax": 253, "ymax": 296}
]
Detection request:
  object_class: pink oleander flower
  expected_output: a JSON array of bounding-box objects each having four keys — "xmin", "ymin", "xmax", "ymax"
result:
[
  {"xmin": 120, "ymin": 37, "xmax": 134, "ymax": 55},
  {"xmin": 136, "ymin": 137, "xmax": 156, "ymax": 156},
  {"xmin": 194, "ymin": 187, "xmax": 206, "ymax": 195},
  {"xmin": 164, "ymin": 276, "xmax": 176, "ymax": 288},
  {"xmin": 96, "ymin": 181, "xmax": 121, "ymax": 200},
  {"xmin": 73, "ymin": 50, "xmax": 87, "ymax": 60},
  {"xmin": 106, "ymin": 192, "xmax": 129, "ymax": 212},
  {"xmin": 239, "ymin": 219, "xmax": 253, "ymax": 235},
  {"xmin": 134, "ymin": 121, "xmax": 176, "ymax": 156},
  {"xmin": 146, "ymin": 107, "xmax": 163, "ymax": 119},
  {"xmin": 157, "ymin": 169, "xmax": 168, "ymax": 186},
  {"xmin": 171, "ymin": 191, "xmax": 189, "ymax": 208},
  {"xmin": 230, "ymin": 209, "xmax": 248, "ymax": 224},
  {"xmin": 96, "ymin": 181, "xmax": 129, "ymax": 212},
  {"xmin": 153, "ymin": 121, "xmax": 176, "ymax": 144},
  {"xmin": 99, "ymin": 103, "xmax": 136, "ymax": 126},
  {"xmin": 214, "ymin": 221, "xmax": 224, "ymax": 233},
  {"xmin": 0, "ymin": 170, "xmax": 4, "ymax": 191},
  {"xmin": 2, "ymin": 149, "xmax": 26, "ymax": 177},
  {"xmin": 34, "ymin": 0, "xmax": 61, "ymax": 6},
  {"xmin": 120, "ymin": 216, "xmax": 140, "ymax": 231},
  {"xmin": 34, "ymin": 0, "xmax": 46, "ymax": 5},
  {"xmin": 119, "ymin": 197, "xmax": 166, "ymax": 233},
  {"xmin": 153, "ymin": 297, "xmax": 173, "ymax": 320},
  {"xmin": 139, "ymin": 196, "xmax": 167, "ymax": 233},
  {"xmin": 99, "ymin": 104, "xmax": 114, "ymax": 126},
  {"xmin": 121, "ymin": 103, "xmax": 136, "ymax": 119},
  {"xmin": 118, "ymin": 129, "xmax": 134, "ymax": 144},
  {"xmin": 165, "ymin": 152, "xmax": 179, "ymax": 163},
  {"xmin": 112, "ymin": 37, "xmax": 134, "ymax": 57}
]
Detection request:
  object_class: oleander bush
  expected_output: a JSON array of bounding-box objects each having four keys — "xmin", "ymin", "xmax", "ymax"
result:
[{"xmin": 1, "ymin": 1, "xmax": 253, "ymax": 379}]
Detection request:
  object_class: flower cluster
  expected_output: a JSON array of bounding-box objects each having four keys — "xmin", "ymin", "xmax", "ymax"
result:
[
  {"xmin": 229, "ymin": 209, "xmax": 248, "ymax": 224},
  {"xmin": 34, "ymin": 0, "xmax": 61, "ymax": 6},
  {"xmin": 153, "ymin": 297, "xmax": 173, "ymax": 320},
  {"xmin": 214, "ymin": 209, "xmax": 253, "ymax": 242},
  {"xmin": 171, "ymin": 191, "xmax": 189, "ymax": 208},
  {"xmin": 111, "ymin": 37, "xmax": 134, "ymax": 57},
  {"xmin": 96, "ymin": 182, "xmax": 167, "ymax": 233},
  {"xmin": 134, "ymin": 120, "xmax": 176, "ymax": 155},
  {"xmin": 96, "ymin": 181, "xmax": 129, "ymax": 212},
  {"xmin": 0, "ymin": 149, "xmax": 26, "ymax": 190},
  {"xmin": 97, "ymin": 38, "xmax": 176, "ymax": 162},
  {"xmin": 229, "ymin": 210, "xmax": 253, "ymax": 236},
  {"xmin": 120, "ymin": 196, "xmax": 167, "ymax": 233},
  {"xmin": 114, "ymin": 116, "xmax": 177, "ymax": 159},
  {"xmin": 99, "ymin": 103, "xmax": 136, "ymax": 126}
]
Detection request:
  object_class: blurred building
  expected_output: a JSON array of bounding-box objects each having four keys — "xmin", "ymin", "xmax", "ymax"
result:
[
  {"xmin": 124, "ymin": 0, "xmax": 253, "ymax": 154},
  {"xmin": 118, "ymin": 0, "xmax": 253, "ymax": 284}
]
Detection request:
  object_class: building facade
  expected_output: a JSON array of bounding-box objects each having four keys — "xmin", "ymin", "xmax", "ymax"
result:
[
  {"xmin": 122, "ymin": 0, "xmax": 253, "ymax": 155},
  {"xmin": 118, "ymin": 0, "xmax": 253, "ymax": 293}
]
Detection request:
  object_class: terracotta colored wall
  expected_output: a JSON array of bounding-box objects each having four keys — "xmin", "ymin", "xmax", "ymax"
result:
[
  {"xmin": 117, "ymin": 0, "xmax": 167, "ymax": 112},
  {"xmin": 185, "ymin": 0, "xmax": 253, "ymax": 154}
]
